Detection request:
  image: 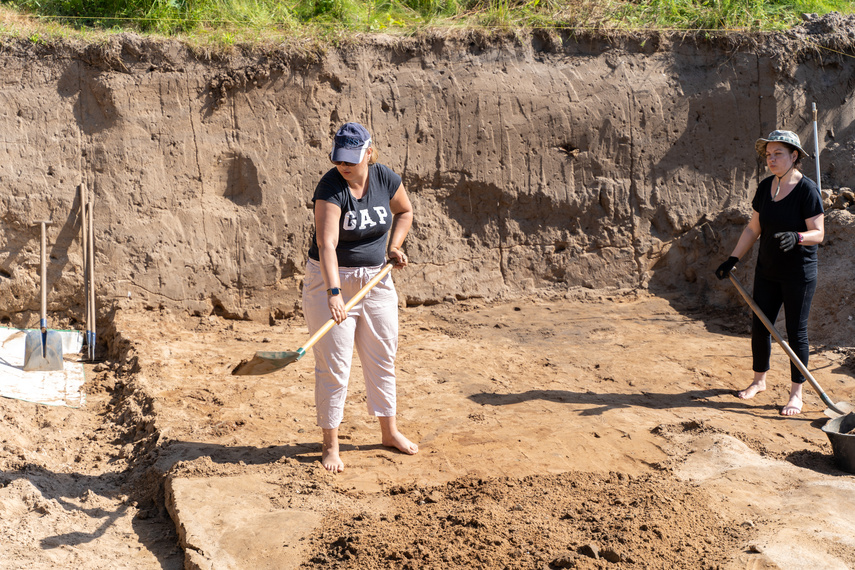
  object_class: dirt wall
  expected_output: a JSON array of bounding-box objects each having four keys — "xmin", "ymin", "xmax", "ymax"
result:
[{"xmin": 1, "ymin": 16, "xmax": 854, "ymax": 345}]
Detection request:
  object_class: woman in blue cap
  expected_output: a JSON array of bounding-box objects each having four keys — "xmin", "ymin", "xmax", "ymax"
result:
[
  {"xmin": 303, "ymin": 122, "xmax": 418, "ymax": 472},
  {"xmin": 715, "ymin": 130, "xmax": 824, "ymax": 416}
]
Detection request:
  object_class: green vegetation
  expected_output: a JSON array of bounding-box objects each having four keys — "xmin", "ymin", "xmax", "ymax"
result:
[{"xmin": 1, "ymin": 0, "xmax": 853, "ymax": 42}]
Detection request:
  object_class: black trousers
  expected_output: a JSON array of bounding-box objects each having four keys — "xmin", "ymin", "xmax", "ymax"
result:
[{"xmin": 751, "ymin": 274, "xmax": 817, "ymax": 384}]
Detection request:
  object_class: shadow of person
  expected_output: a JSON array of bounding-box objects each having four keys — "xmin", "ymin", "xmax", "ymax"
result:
[
  {"xmin": 7, "ymin": 439, "xmax": 333, "ymax": 566},
  {"xmin": 153, "ymin": 439, "xmax": 407, "ymax": 474},
  {"xmin": 40, "ymin": 503, "xmax": 130, "ymax": 549},
  {"xmin": 784, "ymin": 449, "xmax": 846, "ymax": 476},
  {"xmin": 468, "ymin": 387, "xmax": 778, "ymax": 418},
  {"xmin": 0, "ymin": 465, "xmax": 177, "ymax": 567}
]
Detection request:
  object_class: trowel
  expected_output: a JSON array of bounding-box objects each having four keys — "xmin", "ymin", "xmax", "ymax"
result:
[{"xmin": 23, "ymin": 221, "xmax": 64, "ymax": 372}]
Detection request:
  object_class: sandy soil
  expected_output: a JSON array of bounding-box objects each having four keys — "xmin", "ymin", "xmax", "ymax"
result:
[{"xmin": 1, "ymin": 290, "xmax": 855, "ymax": 569}]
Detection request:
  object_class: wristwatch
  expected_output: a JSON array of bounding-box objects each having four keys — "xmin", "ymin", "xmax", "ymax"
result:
[
  {"xmin": 327, "ymin": 287, "xmax": 342, "ymax": 296},
  {"xmin": 797, "ymin": 233, "xmax": 804, "ymax": 244}
]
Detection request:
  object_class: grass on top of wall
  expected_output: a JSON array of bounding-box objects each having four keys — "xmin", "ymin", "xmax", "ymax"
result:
[{"xmin": 1, "ymin": 0, "xmax": 853, "ymax": 47}]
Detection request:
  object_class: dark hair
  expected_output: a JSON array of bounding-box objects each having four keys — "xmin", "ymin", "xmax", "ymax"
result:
[{"xmin": 783, "ymin": 143, "xmax": 803, "ymax": 167}]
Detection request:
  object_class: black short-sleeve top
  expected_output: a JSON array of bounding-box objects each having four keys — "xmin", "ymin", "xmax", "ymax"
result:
[
  {"xmin": 751, "ymin": 175, "xmax": 824, "ymax": 282},
  {"xmin": 308, "ymin": 163, "xmax": 403, "ymax": 268}
]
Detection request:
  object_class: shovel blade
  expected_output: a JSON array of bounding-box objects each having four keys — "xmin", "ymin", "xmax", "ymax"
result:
[
  {"xmin": 231, "ymin": 351, "xmax": 302, "ymax": 376},
  {"xmin": 824, "ymin": 401, "xmax": 855, "ymax": 419},
  {"xmin": 23, "ymin": 329, "xmax": 64, "ymax": 372}
]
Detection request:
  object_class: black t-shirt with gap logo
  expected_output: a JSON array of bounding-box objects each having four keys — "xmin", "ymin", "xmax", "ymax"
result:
[
  {"xmin": 308, "ymin": 163, "xmax": 402, "ymax": 267},
  {"xmin": 751, "ymin": 174, "xmax": 823, "ymax": 283}
]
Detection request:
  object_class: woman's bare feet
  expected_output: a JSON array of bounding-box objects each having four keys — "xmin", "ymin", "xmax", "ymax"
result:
[
  {"xmin": 383, "ymin": 431, "xmax": 419, "ymax": 455},
  {"xmin": 737, "ymin": 380, "xmax": 766, "ymax": 399},
  {"xmin": 322, "ymin": 446, "xmax": 344, "ymax": 472},
  {"xmin": 321, "ymin": 428, "xmax": 344, "ymax": 473},
  {"xmin": 780, "ymin": 384, "xmax": 803, "ymax": 416},
  {"xmin": 379, "ymin": 416, "xmax": 419, "ymax": 455}
]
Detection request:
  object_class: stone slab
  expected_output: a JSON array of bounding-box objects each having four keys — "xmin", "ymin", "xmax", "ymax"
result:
[{"xmin": 166, "ymin": 474, "xmax": 321, "ymax": 570}]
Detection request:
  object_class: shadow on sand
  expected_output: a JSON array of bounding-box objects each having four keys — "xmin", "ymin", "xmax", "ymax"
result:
[{"xmin": 468, "ymin": 387, "xmax": 784, "ymax": 418}]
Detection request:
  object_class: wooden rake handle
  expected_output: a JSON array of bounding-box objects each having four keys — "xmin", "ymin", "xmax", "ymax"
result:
[{"xmin": 298, "ymin": 261, "xmax": 395, "ymax": 355}]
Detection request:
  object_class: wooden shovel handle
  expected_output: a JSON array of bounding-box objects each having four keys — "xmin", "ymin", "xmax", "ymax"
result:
[
  {"xmin": 31, "ymin": 220, "xmax": 52, "ymax": 328},
  {"xmin": 39, "ymin": 221, "xmax": 47, "ymax": 326},
  {"xmin": 299, "ymin": 262, "xmax": 395, "ymax": 354}
]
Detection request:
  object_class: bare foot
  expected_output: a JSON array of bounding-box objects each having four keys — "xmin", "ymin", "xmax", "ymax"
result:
[
  {"xmin": 737, "ymin": 380, "xmax": 766, "ymax": 400},
  {"xmin": 321, "ymin": 445, "xmax": 344, "ymax": 473},
  {"xmin": 321, "ymin": 428, "xmax": 344, "ymax": 473},
  {"xmin": 378, "ymin": 416, "xmax": 419, "ymax": 455},
  {"xmin": 780, "ymin": 393, "xmax": 803, "ymax": 416},
  {"xmin": 382, "ymin": 431, "xmax": 419, "ymax": 455}
]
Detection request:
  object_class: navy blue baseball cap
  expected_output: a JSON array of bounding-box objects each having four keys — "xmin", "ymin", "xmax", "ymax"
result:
[{"xmin": 330, "ymin": 122, "xmax": 372, "ymax": 164}]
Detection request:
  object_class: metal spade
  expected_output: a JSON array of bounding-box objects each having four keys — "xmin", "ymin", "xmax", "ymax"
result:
[{"xmin": 23, "ymin": 221, "xmax": 64, "ymax": 372}]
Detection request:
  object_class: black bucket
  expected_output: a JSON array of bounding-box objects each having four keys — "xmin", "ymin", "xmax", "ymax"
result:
[{"xmin": 821, "ymin": 412, "xmax": 855, "ymax": 474}]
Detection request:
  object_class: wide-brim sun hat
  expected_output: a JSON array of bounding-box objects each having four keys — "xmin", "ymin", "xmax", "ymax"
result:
[
  {"xmin": 330, "ymin": 122, "xmax": 372, "ymax": 164},
  {"xmin": 755, "ymin": 130, "xmax": 811, "ymax": 159}
]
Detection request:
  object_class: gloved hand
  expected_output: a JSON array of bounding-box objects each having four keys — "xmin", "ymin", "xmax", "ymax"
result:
[
  {"xmin": 774, "ymin": 231, "xmax": 798, "ymax": 252},
  {"xmin": 715, "ymin": 256, "xmax": 738, "ymax": 280}
]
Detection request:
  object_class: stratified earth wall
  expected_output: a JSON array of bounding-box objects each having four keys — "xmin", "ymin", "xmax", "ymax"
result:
[{"xmin": 1, "ymin": 16, "xmax": 854, "ymax": 346}]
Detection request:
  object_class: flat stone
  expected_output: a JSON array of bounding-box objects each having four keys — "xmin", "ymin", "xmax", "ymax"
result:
[
  {"xmin": 600, "ymin": 547, "xmax": 622, "ymax": 563},
  {"xmin": 166, "ymin": 474, "xmax": 322, "ymax": 570},
  {"xmin": 552, "ymin": 551, "xmax": 577, "ymax": 568},
  {"xmin": 578, "ymin": 543, "xmax": 599, "ymax": 559}
]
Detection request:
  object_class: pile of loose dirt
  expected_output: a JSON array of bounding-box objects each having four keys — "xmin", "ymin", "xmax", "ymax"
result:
[
  {"xmin": 300, "ymin": 470, "xmax": 744, "ymax": 570},
  {"xmin": 789, "ymin": 12, "xmax": 855, "ymax": 50}
]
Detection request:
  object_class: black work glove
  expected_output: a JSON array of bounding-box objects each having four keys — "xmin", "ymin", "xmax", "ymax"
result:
[
  {"xmin": 774, "ymin": 231, "xmax": 798, "ymax": 252},
  {"xmin": 715, "ymin": 256, "xmax": 738, "ymax": 280}
]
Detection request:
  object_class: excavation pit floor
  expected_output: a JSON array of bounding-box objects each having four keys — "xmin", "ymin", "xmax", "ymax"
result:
[{"xmin": 2, "ymin": 292, "xmax": 855, "ymax": 569}]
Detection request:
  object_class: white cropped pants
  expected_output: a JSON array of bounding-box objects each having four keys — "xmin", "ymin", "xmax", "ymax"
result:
[{"xmin": 302, "ymin": 259, "xmax": 399, "ymax": 430}]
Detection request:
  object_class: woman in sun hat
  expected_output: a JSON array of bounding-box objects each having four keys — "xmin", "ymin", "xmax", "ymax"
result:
[
  {"xmin": 303, "ymin": 122, "xmax": 418, "ymax": 472},
  {"xmin": 715, "ymin": 130, "xmax": 825, "ymax": 416}
]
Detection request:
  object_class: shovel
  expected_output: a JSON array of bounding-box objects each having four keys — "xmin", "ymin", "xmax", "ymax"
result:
[
  {"xmin": 23, "ymin": 221, "xmax": 64, "ymax": 372},
  {"xmin": 729, "ymin": 273, "xmax": 853, "ymax": 418},
  {"xmin": 232, "ymin": 261, "xmax": 395, "ymax": 376}
]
